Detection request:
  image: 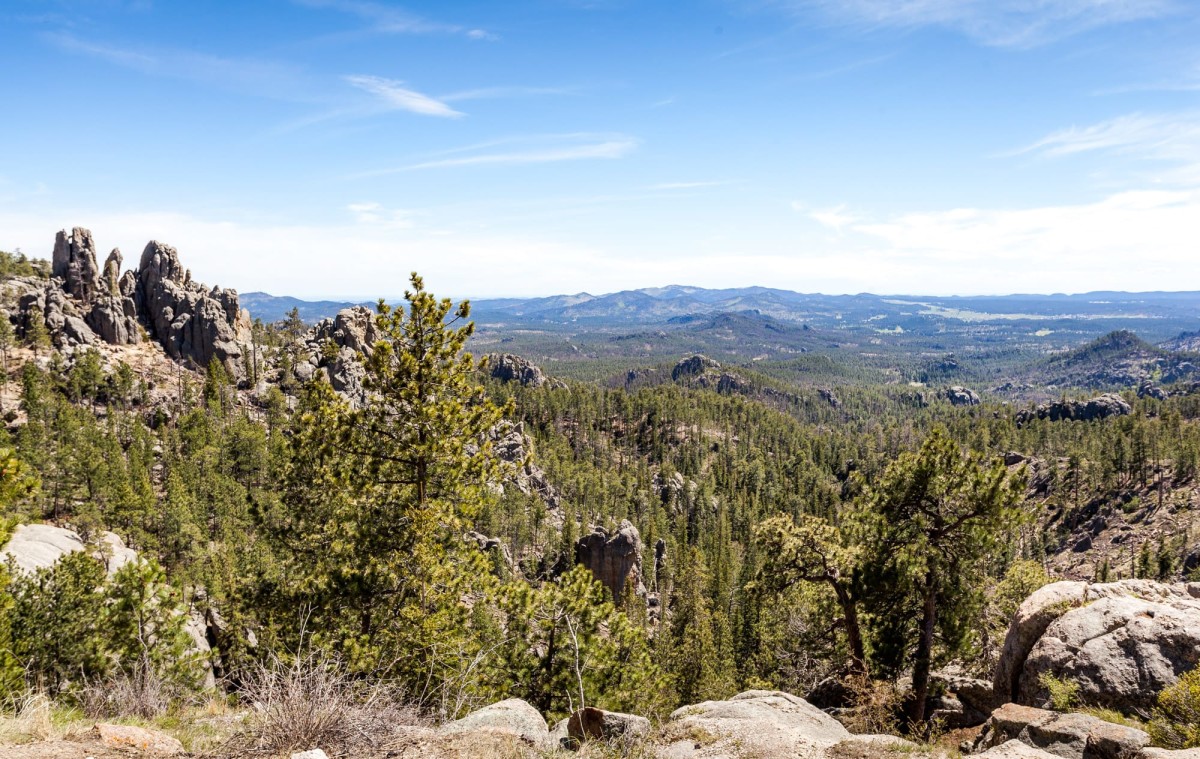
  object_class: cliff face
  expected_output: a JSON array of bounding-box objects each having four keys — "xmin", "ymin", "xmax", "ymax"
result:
[{"xmin": 16, "ymin": 227, "xmax": 252, "ymax": 380}]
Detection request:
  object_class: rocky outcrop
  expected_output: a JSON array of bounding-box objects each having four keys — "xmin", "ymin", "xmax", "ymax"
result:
[
  {"xmin": 662, "ymin": 690, "xmax": 852, "ymax": 758},
  {"xmin": 441, "ymin": 698, "xmax": 549, "ymax": 746},
  {"xmin": 994, "ymin": 580, "xmax": 1200, "ymax": 716},
  {"xmin": 1016, "ymin": 395, "xmax": 1132, "ymax": 425},
  {"xmin": 945, "ymin": 386, "xmax": 981, "ymax": 406},
  {"xmin": 672, "ymin": 354, "xmax": 722, "ymax": 381},
  {"xmin": 136, "ymin": 241, "xmax": 250, "ymax": 378},
  {"xmin": 296, "ymin": 305, "xmax": 378, "ymax": 403},
  {"xmin": 576, "ymin": 520, "xmax": 645, "ymax": 600},
  {"xmin": 491, "ymin": 421, "xmax": 564, "ymax": 520},
  {"xmin": 86, "ymin": 248, "xmax": 141, "ymax": 345},
  {"xmin": 973, "ymin": 703, "xmax": 1150, "ymax": 758},
  {"xmin": 52, "ymin": 227, "xmax": 102, "ymax": 305},
  {"xmin": 487, "ymin": 353, "xmax": 565, "ymax": 389}
]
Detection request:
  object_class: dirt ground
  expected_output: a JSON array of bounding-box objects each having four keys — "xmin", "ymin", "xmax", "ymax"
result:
[{"xmin": 0, "ymin": 737, "xmax": 145, "ymax": 759}]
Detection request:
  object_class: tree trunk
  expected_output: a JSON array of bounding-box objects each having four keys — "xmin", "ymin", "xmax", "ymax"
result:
[
  {"xmin": 910, "ymin": 576, "xmax": 937, "ymax": 729},
  {"xmin": 832, "ymin": 581, "xmax": 868, "ymax": 675}
]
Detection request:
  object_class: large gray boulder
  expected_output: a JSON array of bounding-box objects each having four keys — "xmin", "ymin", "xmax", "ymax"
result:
[
  {"xmin": 661, "ymin": 690, "xmax": 851, "ymax": 758},
  {"xmin": 566, "ymin": 706, "xmax": 650, "ymax": 744},
  {"xmin": 576, "ymin": 520, "xmax": 645, "ymax": 600},
  {"xmin": 994, "ymin": 580, "xmax": 1200, "ymax": 717},
  {"xmin": 973, "ymin": 703, "xmax": 1150, "ymax": 758},
  {"xmin": 441, "ymin": 698, "xmax": 549, "ymax": 746},
  {"xmin": 1, "ymin": 523, "xmax": 137, "ymax": 576}
]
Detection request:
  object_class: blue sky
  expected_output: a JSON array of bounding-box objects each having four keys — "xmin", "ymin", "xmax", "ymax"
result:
[{"xmin": 2, "ymin": 0, "xmax": 1200, "ymax": 298}]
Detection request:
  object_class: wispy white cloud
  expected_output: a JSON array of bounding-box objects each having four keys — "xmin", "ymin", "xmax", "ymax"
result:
[
  {"xmin": 343, "ymin": 74, "xmax": 463, "ymax": 117},
  {"xmin": 45, "ymin": 32, "xmax": 315, "ymax": 101},
  {"xmin": 1010, "ymin": 111, "xmax": 1200, "ymax": 185},
  {"xmin": 1013, "ymin": 112, "xmax": 1200, "ymax": 160},
  {"xmin": 441, "ymin": 85, "xmax": 575, "ymax": 102},
  {"xmin": 796, "ymin": 202, "xmax": 859, "ymax": 231},
  {"xmin": 293, "ymin": 0, "xmax": 493, "ymax": 39},
  {"xmin": 353, "ymin": 133, "xmax": 638, "ymax": 175},
  {"xmin": 650, "ymin": 181, "xmax": 725, "ymax": 190},
  {"xmin": 346, "ymin": 202, "xmax": 417, "ymax": 227},
  {"xmin": 780, "ymin": 0, "xmax": 1177, "ymax": 47}
]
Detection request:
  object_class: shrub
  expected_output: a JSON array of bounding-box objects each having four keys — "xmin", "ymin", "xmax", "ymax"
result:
[
  {"xmin": 1039, "ymin": 672, "xmax": 1079, "ymax": 712},
  {"xmin": 224, "ymin": 650, "xmax": 419, "ymax": 756},
  {"xmin": 1149, "ymin": 667, "xmax": 1200, "ymax": 749}
]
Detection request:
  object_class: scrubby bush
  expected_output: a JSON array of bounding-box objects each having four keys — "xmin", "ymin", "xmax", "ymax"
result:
[{"xmin": 1149, "ymin": 667, "xmax": 1200, "ymax": 749}]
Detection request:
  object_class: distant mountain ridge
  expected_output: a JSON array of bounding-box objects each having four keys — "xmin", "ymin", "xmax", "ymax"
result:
[{"xmin": 241, "ymin": 286, "xmax": 1200, "ymax": 341}]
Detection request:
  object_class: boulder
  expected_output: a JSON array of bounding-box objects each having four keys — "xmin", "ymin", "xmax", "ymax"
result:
[
  {"xmin": 576, "ymin": 520, "xmax": 646, "ymax": 600},
  {"xmin": 566, "ymin": 706, "xmax": 651, "ymax": 743},
  {"xmin": 1141, "ymin": 750, "xmax": 1200, "ymax": 758},
  {"xmin": 973, "ymin": 703, "xmax": 1149, "ymax": 758},
  {"xmin": 977, "ymin": 739, "xmax": 1065, "ymax": 758},
  {"xmin": 441, "ymin": 698, "xmax": 549, "ymax": 746},
  {"xmin": 52, "ymin": 227, "xmax": 102, "ymax": 305},
  {"xmin": 663, "ymin": 690, "xmax": 850, "ymax": 758},
  {"xmin": 932, "ymin": 671, "xmax": 1005, "ymax": 725},
  {"xmin": 1, "ymin": 523, "xmax": 89, "ymax": 574},
  {"xmin": 465, "ymin": 531, "xmax": 514, "ymax": 570},
  {"xmin": 290, "ymin": 751, "xmax": 330, "ymax": 759},
  {"xmin": 94, "ymin": 723, "xmax": 184, "ymax": 754},
  {"xmin": 994, "ymin": 580, "xmax": 1200, "ymax": 716}
]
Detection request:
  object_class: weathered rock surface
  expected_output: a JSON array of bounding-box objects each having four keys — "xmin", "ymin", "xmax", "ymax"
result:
[
  {"xmin": 290, "ymin": 751, "xmax": 330, "ymax": 759},
  {"xmin": 945, "ymin": 385, "xmax": 981, "ymax": 406},
  {"xmin": 491, "ymin": 421, "xmax": 564, "ymax": 515},
  {"xmin": 576, "ymin": 520, "xmax": 645, "ymax": 600},
  {"xmin": 301, "ymin": 305, "xmax": 378, "ymax": 403},
  {"xmin": 994, "ymin": 580, "xmax": 1200, "ymax": 716},
  {"xmin": 135, "ymin": 240, "xmax": 250, "ymax": 378},
  {"xmin": 1016, "ymin": 395, "xmax": 1132, "ymax": 425},
  {"xmin": 487, "ymin": 353, "xmax": 564, "ymax": 389},
  {"xmin": 441, "ymin": 698, "xmax": 549, "ymax": 746},
  {"xmin": 661, "ymin": 690, "xmax": 850, "ymax": 758},
  {"xmin": 52, "ymin": 227, "xmax": 102, "ymax": 305},
  {"xmin": 1141, "ymin": 749, "xmax": 1200, "ymax": 758},
  {"xmin": 1, "ymin": 523, "xmax": 136, "ymax": 576},
  {"xmin": 86, "ymin": 248, "xmax": 141, "ymax": 344},
  {"xmin": 973, "ymin": 703, "xmax": 1150, "ymax": 758},
  {"xmin": 976, "ymin": 739, "xmax": 1064, "ymax": 758},
  {"xmin": 672, "ymin": 354, "xmax": 722, "ymax": 381},
  {"xmin": 566, "ymin": 706, "xmax": 651, "ymax": 743},
  {"xmin": 93, "ymin": 723, "xmax": 184, "ymax": 755}
]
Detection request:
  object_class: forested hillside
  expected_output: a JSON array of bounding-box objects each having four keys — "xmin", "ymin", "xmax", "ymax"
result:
[{"xmin": 3, "ymin": 231, "xmax": 1200, "ymax": 757}]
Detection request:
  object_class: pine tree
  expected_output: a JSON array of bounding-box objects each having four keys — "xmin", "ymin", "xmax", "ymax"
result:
[
  {"xmin": 278, "ymin": 273, "xmax": 512, "ymax": 702},
  {"xmin": 860, "ymin": 428, "xmax": 1026, "ymax": 728}
]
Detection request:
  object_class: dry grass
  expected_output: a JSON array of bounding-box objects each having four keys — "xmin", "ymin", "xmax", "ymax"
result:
[
  {"xmin": 220, "ymin": 650, "xmax": 423, "ymax": 757},
  {"xmin": 79, "ymin": 661, "xmax": 184, "ymax": 720}
]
